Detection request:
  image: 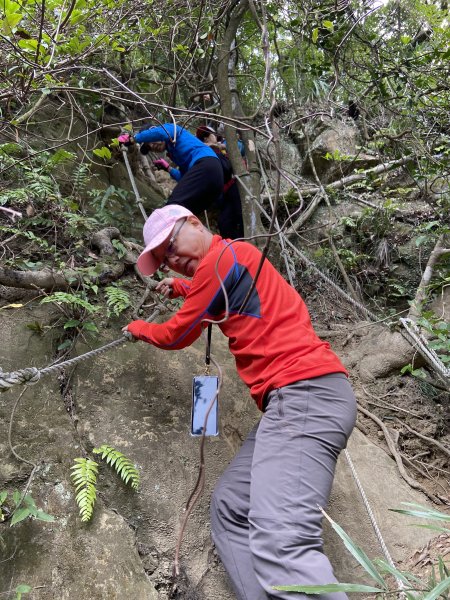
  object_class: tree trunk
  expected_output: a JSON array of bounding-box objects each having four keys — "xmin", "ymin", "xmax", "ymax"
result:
[{"xmin": 216, "ymin": 0, "xmax": 264, "ymax": 239}]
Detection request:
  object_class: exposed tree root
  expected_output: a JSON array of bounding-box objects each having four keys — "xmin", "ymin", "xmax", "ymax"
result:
[{"xmin": 357, "ymin": 404, "xmax": 447, "ymax": 504}]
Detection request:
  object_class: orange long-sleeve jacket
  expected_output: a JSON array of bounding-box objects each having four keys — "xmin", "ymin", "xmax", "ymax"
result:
[{"xmin": 127, "ymin": 236, "xmax": 347, "ymax": 410}]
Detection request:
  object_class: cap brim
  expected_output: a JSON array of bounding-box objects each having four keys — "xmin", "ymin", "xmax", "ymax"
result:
[{"xmin": 136, "ymin": 226, "xmax": 173, "ymax": 276}]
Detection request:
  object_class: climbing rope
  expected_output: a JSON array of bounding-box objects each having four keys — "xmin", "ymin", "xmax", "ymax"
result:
[
  {"xmin": 121, "ymin": 147, "xmax": 148, "ymax": 220},
  {"xmin": 0, "ymin": 298, "xmax": 172, "ymax": 392},
  {"xmin": 400, "ymin": 317, "xmax": 450, "ymax": 380},
  {"xmin": 344, "ymin": 449, "xmax": 407, "ymax": 595},
  {"xmin": 0, "ymin": 334, "xmax": 131, "ymax": 393}
]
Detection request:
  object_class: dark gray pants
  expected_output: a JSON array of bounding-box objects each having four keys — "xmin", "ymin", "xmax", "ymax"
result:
[{"xmin": 211, "ymin": 373, "xmax": 357, "ymax": 600}]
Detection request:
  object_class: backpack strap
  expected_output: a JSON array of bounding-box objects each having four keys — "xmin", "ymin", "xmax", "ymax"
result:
[{"xmin": 223, "ymin": 177, "xmax": 236, "ymax": 193}]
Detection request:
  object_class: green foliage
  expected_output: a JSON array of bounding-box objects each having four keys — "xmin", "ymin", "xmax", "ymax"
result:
[
  {"xmin": 275, "ymin": 505, "xmax": 450, "ymax": 596},
  {"xmin": 336, "ymin": 249, "xmax": 370, "ymax": 271},
  {"xmin": 358, "ymin": 201, "xmax": 401, "ymax": 239},
  {"xmin": 389, "ymin": 502, "xmax": 450, "ymax": 533},
  {"xmin": 40, "ymin": 291, "xmax": 101, "ymax": 340},
  {"xmin": 0, "ymin": 490, "xmax": 54, "ymax": 526},
  {"xmin": 93, "ymin": 146, "xmax": 112, "ymax": 160},
  {"xmin": 385, "ymin": 281, "xmax": 410, "ymax": 299},
  {"xmin": 104, "ymin": 284, "xmax": 131, "ymax": 317},
  {"xmin": 92, "ymin": 445, "xmax": 140, "ymax": 490},
  {"xmin": 323, "ymin": 150, "xmax": 350, "ymax": 161},
  {"xmin": 14, "ymin": 584, "xmax": 32, "ymax": 600},
  {"xmin": 63, "ymin": 212, "xmax": 99, "ymax": 236},
  {"xmin": 25, "ymin": 172, "xmax": 59, "ymax": 200},
  {"xmin": 10, "ymin": 493, "xmax": 54, "ymax": 526},
  {"xmin": 401, "ymin": 311, "xmax": 450, "ymax": 379},
  {"xmin": 88, "ymin": 185, "xmax": 134, "ymax": 230},
  {"xmin": 0, "ymin": 141, "xmax": 23, "ymax": 157},
  {"xmin": 323, "ymin": 509, "xmax": 386, "ymax": 588},
  {"xmin": 0, "ymin": 490, "xmax": 7, "ymax": 521},
  {"xmin": 283, "ymin": 188, "xmax": 301, "ymax": 206},
  {"xmin": 275, "ymin": 583, "xmax": 383, "ymax": 594},
  {"xmin": 332, "ymin": 196, "xmax": 437, "ymax": 306},
  {"xmin": 45, "ymin": 149, "xmax": 77, "ymax": 169},
  {"xmin": 70, "ymin": 446, "xmax": 139, "ymax": 522},
  {"xmin": 72, "ymin": 164, "xmax": 91, "ymax": 199},
  {"xmin": 0, "ymin": 226, "xmax": 50, "ymax": 251},
  {"xmin": 400, "ymin": 364, "xmax": 427, "ymax": 378},
  {"xmin": 41, "ymin": 291, "xmax": 99, "ymax": 314},
  {"xmin": 111, "ymin": 239, "xmax": 127, "ymax": 259},
  {"xmin": 70, "ymin": 458, "xmax": 99, "ymax": 523},
  {"xmin": 339, "ymin": 216, "xmax": 357, "ymax": 229}
]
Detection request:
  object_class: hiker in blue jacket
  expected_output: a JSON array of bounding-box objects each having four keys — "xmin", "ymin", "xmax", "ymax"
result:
[{"xmin": 118, "ymin": 123, "xmax": 224, "ymax": 216}]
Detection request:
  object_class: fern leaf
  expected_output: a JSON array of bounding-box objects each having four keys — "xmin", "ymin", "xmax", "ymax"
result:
[
  {"xmin": 93, "ymin": 445, "xmax": 140, "ymax": 490},
  {"xmin": 41, "ymin": 291, "xmax": 99, "ymax": 314},
  {"xmin": 73, "ymin": 164, "xmax": 90, "ymax": 195},
  {"xmin": 70, "ymin": 458, "xmax": 98, "ymax": 522},
  {"xmin": 104, "ymin": 285, "xmax": 131, "ymax": 317}
]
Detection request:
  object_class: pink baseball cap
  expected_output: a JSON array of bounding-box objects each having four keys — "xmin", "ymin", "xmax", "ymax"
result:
[{"xmin": 136, "ymin": 205, "xmax": 194, "ymax": 275}]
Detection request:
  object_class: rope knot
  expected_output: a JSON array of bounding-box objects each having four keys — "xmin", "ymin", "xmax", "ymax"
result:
[
  {"xmin": 21, "ymin": 367, "xmax": 41, "ymax": 386},
  {"xmin": 0, "ymin": 367, "xmax": 40, "ymax": 392}
]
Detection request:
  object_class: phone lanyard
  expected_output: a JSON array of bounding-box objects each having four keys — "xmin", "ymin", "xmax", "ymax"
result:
[{"xmin": 205, "ymin": 324, "xmax": 212, "ymax": 375}]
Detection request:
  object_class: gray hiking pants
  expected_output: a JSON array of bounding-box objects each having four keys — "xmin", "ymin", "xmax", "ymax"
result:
[{"xmin": 211, "ymin": 373, "xmax": 357, "ymax": 600}]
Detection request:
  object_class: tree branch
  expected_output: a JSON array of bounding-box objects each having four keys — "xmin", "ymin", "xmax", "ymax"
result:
[
  {"xmin": 286, "ymin": 155, "xmax": 416, "ymax": 233},
  {"xmin": 409, "ymin": 234, "xmax": 450, "ymax": 320}
]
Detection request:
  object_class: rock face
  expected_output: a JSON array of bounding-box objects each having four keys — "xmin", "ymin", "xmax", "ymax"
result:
[
  {"xmin": 0, "ymin": 306, "xmax": 437, "ymax": 599},
  {"xmin": 291, "ymin": 117, "xmax": 378, "ymax": 182},
  {"xmin": 345, "ymin": 325, "xmax": 420, "ymax": 382},
  {"xmin": 0, "ymin": 99, "xmax": 166, "ymax": 221},
  {"xmin": 0, "ymin": 306, "xmax": 159, "ymax": 599}
]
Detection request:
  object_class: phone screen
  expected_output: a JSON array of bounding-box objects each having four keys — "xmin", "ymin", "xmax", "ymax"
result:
[{"xmin": 191, "ymin": 376, "xmax": 219, "ymax": 437}]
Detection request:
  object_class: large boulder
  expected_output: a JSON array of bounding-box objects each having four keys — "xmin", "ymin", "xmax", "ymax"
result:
[{"xmin": 291, "ymin": 118, "xmax": 378, "ymax": 181}]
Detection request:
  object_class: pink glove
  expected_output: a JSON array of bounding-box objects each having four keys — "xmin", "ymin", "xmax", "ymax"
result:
[
  {"xmin": 118, "ymin": 133, "xmax": 134, "ymax": 146},
  {"xmin": 153, "ymin": 158, "xmax": 170, "ymax": 171}
]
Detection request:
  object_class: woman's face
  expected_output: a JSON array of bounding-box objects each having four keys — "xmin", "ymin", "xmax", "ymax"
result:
[{"xmin": 152, "ymin": 217, "xmax": 212, "ymax": 278}]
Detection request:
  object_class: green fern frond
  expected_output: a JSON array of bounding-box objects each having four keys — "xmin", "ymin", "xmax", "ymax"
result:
[
  {"xmin": 70, "ymin": 458, "xmax": 98, "ymax": 522},
  {"xmin": 92, "ymin": 445, "xmax": 140, "ymax": 490},
  {"xmin": 40, "ymin": 291, "xmax": 99, "ymax": 314},
  {"xmin": 104, "ymin": 285, "xmax": 131, "ymax": 317},
  {"xmin": 25, "ymin": 173, "xmax": 57, "ymax": 199},
  {"xmin": 73, "ymin": 164, "xmax": 91, "ymax": 195},
  {"xmin": 0, "ymin": 188, "xmax": 29, "ymax": 206}
]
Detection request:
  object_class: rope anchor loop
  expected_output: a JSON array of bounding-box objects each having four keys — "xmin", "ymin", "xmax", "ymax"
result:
[{"xmin": 0, "ymin": 367, "xmax": 41, "ymax": 393}]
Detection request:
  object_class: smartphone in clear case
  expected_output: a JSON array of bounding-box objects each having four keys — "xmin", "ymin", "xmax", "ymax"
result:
[{"xmin": 191, "ymin": 375, "xmax": 219, "ymax": 436}]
